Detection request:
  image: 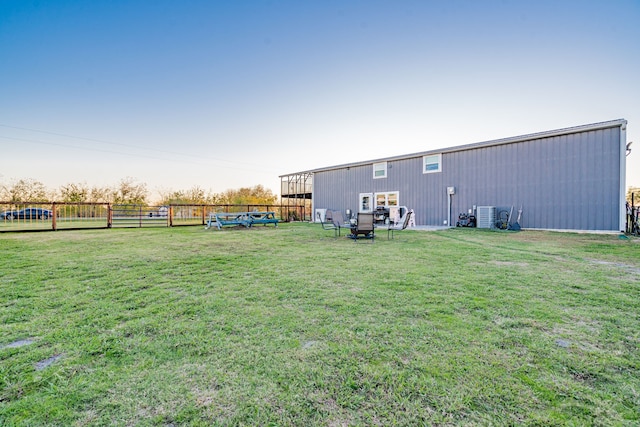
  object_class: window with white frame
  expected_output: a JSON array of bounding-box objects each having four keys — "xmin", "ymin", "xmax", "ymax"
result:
[
  {"xmin": 359, "ymin": 193, "xmax": 373, "ymax": 213},
  {"xmin": 423, "ymin": 154, "xmax": 442, "ymax": 173},
  {"xmin": 375, "ymin": 191, "xmax": 399, "ymax": 208},
  {"xmin": 373, "ymin": 162, "xmax": 387, "ymax": 179}
]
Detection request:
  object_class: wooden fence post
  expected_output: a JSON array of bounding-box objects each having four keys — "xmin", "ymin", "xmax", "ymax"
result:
[{"xmin": 52, "ymin": 202, "xmax": 57, "ymax": 231}]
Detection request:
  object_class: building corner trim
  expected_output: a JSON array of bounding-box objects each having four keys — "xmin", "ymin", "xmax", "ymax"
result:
[{"xmin": 619, "ymin": 122, "xmax": 627, "ymax": 232}]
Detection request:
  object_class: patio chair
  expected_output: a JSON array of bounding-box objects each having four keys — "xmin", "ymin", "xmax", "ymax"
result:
[
  {"xmin": 331, "ymin": 210, "xmax": 351, "ymax": 236},
  {"xmin": 320, "ymin": 209, "xmax": 339, "ymax": 237},
  {"xmin": 350, "ymin": 212, "xmax": 374, "ymax": 242},
  {"xmin": 387, "ymin": 209, "xmax": 413, "ymax": 240},
  {"xmin": 321, "ymin": 210, "xmax": 351, "ymax": 237}
]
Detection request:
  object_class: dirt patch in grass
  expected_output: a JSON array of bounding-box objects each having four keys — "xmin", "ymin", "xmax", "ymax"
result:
[
  {"xmin": 490, "ymin": 260, "xmax": 529, "ymax": 267},
  {"xmin": 35, "ymin": 354, "xmax": 64, "ymax": 371},
  {"xmin": 1, "ymin": 338, "xmax": 35, "ymax": 349},
  {"xmin": 586, "ymin": 259, "xmax": 640, "ymax": 275}
]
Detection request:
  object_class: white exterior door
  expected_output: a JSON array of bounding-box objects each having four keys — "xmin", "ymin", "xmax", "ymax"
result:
[{"xmin": 359, "ymin": 193, "xmax": 373, "ymax": 213}]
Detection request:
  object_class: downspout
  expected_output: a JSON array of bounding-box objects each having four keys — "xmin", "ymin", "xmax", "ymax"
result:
[
  {"xmin": 447, "ymin": 192, "xmax": 452, "ymax": 227},
  {"xmin": 447, "ymin": 186, "xmax": 456, "ymax": 228},
  {"xmin": 619, "ymin": 121, "xmax": 627, "ymax": 232}
]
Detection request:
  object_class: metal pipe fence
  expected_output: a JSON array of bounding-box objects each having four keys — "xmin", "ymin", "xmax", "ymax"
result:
[{"xmin": 0, "ymin": 202, "xmax": 309, "ymax": 232}]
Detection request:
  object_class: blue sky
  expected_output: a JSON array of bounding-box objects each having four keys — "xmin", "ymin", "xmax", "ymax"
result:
[{"xmin": 1, "ymin": 0, "xmax": 638, "ymax": 200}]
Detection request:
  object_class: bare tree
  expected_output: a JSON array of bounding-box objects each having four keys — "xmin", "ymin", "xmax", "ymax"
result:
[
  {"xmin": 58, "ymin": 182, "xmax": 90, "ymax": 202},
  {"xmin": 1, "ymin": 178, "xmax": 49, "ymax": 202},
  {"xmin": 157, "ymin": 186, "xmax": 216, "ymax": 205},
  {"xmin": 88, "ymin": 185, "xmax": 112, "ymax": 203},
  {"xmin": 112, "ymin": 177, "xmax": 148, "ymax": 205},
  {"xmin": 628, "ymin": 186, "xmax": 640, "ymax": 204},
  {"xmin": 185, "ymin": 186, "xmax": 209, "ymax": 204},
  {"xmin": 216, "ymin": 184, "xmax": 277, "ymax": 205}
]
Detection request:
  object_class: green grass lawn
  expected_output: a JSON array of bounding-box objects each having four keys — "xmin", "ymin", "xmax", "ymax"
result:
[{"xmin": 1, "ymin": 224, "xmax": 639, "ymax": 426}]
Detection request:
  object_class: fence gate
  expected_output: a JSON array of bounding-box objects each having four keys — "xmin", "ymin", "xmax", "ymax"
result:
[{"xmin": 110, "ymin": 205, "xmax": 169, "ymax": 228}]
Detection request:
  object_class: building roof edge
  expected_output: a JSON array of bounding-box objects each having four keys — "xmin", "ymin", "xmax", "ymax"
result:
[{"xmin": 279, "ymin": 119, "xmax": 627, "ymax": 177}]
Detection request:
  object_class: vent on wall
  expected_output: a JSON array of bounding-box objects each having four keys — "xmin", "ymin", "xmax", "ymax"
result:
[{"xmin": 477, "ymin": 206, "xmax": 496, "ymax": 229}]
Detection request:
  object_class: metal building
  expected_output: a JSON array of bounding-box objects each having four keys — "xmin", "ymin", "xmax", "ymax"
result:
[{"xmin": 280, "ymin": 119, "xmax": 628, "ymax": 232}]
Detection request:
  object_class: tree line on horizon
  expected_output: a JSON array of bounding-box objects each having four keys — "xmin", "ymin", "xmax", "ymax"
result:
[
  {"xmin": 0, "ymin": 177, "xmax": 278, "ymax": 206},
  {"xmin": 3, "ymin": 177, "xmax": 639, "ymax": 207}
]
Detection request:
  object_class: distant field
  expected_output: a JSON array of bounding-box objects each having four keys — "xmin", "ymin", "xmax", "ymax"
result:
[
  {"xmin": 0, "ymin": 217, "xmax": 183, "ymax": 231},
  {"xmin": 0, "ymin": 217, "xmax": 109, "ymax": 231},
  {"xmin": 1, "ymin": 224, "xmax": 639, "ymax": 426}
]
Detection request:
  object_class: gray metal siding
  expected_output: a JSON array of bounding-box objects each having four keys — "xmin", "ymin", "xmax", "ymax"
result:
[{"xmin": 314, "ymin": 126, "xmax": 622, "ymax": 231}]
